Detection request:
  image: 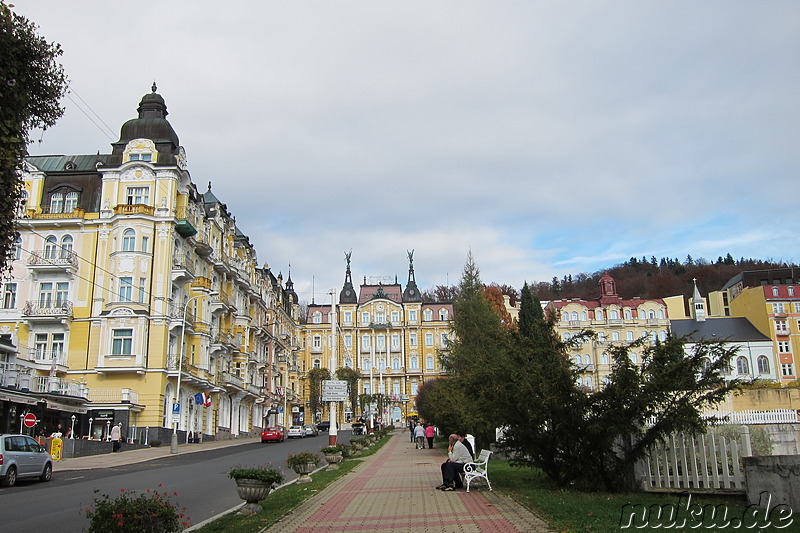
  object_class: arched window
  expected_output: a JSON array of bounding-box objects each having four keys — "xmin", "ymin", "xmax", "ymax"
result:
[
  {"xmin": 563, "ymin": 332, "xmax": 571, "ymax": 342},
  {"xmin": 44, "ymin": 235, "xmax": 58, "ymax": 259},
  {"xmin": 757, "ymin": 356, "xmax": 770, "ymax": 374},
  {"xmin": 562, "ymin": 311, "xmax": 569, "ymax": 322},
  {"xmin": 648, "ymin": 310, "xmax": 656, "ymax": 319},
  {"xmin": 609, "ymin": 310, "xmax": 619, "ymax": 319},
  {"xmin": 122, "ymin": 229, "xmax": 136, "ymax": 251},
  {"xmin": 601, "ymin": 353, "xmax": 609, "ymax": 365},
  {"xmin": 392, "ymin": 358, "xmax": 400, "ymax": 370},
  {"xmin": 581, "ymin": 311, "xmax": 587, "ymax": 321},
  {"xmin": 571, "ymin": 311, "xmax": 578, "ymax": 321},
  {"xmin": 313, "ymin": 359, "xmax": 321, "ymax": 369},
  {"xmin": 736, "ymin": 356, "xmax": 750, "ymax": 375},
  {"xmin": 573, "ymin": 355, "xmax": 581, "ymax": 364},
  {"xmin": 624, "ymin": 309, "xmax": 631, "ymax": 319},
  {"xmin": 410, "ymin": 357, "xmax": 418, "ymax": 369},
  {"xmin": 49, "ymin": 192, "xmax": 64, "ymax": 214},
  {"xmin": 583, "ymin": 355, "xmax": 590, "ymax": 365},
  {"xmin": 630, "ymin": 352, "xmax": 638, "ymax": 364},
  {"xmin": 639, "ymin": 309, "xmax": 647, "ymax": 319},
  {"xmin": 12, "ymin": 235, "xmax": 21, "ymax": 259},
  {"xmin": 658, "ymin": 309, "xmax": 665, "ymax": 319},
  {"xmin": 439, "ymin": 309, "xmax": 448, "ymax": 320},
  {"xmin": 700, "ymin": 357, "xmax": 712, "ymax": 372},
  {"xmin": 426, "ymin": 356, "xmax": 434, "ymax": 370},
  {"xmin": 585, "ymin": 377, "xmax": 593, "ymax": 388},
  {"xmin": 595, "ymin": 309, "xmax": 603, "ymax": 320},
  {"xmin": 60, "ymin": 235, "xmax": 73, "ymax": 258},
  {"xmin": 64, "ymin": 191, "xmax": 79, "ymax": 212},
  {"xmin": 345, "ymin": 358, "xmax": 352, "ymax": 368},
  {"xmin": 362, "ymin": 358, "xmax": 371, "ymax": 371},
  {"xmin": 612, "ymin": 331, "xmax": 620, "ymax": 341}
]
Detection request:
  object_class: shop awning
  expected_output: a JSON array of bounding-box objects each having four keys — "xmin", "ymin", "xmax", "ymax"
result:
[
  {"xmin": 45, "ymin": 400, "xmax": 88, "ymax": 414},
  {"xmin": 0, "ymin": 390, "xmax": 41, "ymax": 405}
]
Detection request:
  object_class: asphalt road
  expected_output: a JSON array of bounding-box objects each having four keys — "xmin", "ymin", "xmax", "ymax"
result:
[{"xmin": 0, "ymin": 431, "xmax": 353, "ymax": 532}]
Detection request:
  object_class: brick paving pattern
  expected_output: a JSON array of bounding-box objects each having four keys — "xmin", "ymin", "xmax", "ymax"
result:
[{"xmin": 265, "ymin": 430, "xmax": 554, "ymax": 533}]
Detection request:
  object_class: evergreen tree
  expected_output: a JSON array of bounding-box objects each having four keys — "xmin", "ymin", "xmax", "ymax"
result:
[{"xmin": 0, "ymin": 4, "xmax": 68, "ymax": 273}]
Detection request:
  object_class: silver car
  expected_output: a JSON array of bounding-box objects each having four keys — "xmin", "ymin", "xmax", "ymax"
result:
[{"xmin": 0, "ymin": 434, "xmax": 53, "ymax": 487}]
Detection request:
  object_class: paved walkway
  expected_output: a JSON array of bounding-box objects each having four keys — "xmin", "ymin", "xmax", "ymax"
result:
[{"xmin": 265, "ymin": 430, "xmax": 554, "ymax": 533}]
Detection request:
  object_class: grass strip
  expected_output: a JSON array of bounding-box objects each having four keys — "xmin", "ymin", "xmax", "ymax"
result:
[{"xmin": 489, "ymin": 461, "xmax": 799, "ymax": 533}]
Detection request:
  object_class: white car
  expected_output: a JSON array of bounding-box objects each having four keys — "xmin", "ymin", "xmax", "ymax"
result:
[{"xmin": 287, "ymin": 425, "xmax": 305, "ymax": 438}]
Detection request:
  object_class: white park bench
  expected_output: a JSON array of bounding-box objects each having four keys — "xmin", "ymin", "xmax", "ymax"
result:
[{"xmin": 463, "ymin": 449, "xmax": 493, "ymax": 492}]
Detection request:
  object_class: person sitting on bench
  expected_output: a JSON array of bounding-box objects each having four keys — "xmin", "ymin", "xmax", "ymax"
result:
[{"xmin": 436, "ymin": 434, "xmax": 472, "ymax": 490}]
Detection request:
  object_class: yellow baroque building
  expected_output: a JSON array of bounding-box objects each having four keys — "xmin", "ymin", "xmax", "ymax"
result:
[
  {"xmin": 298, "ymin": 253, "xmax": 452, "ymax": 425},
  {"xmin": 0, "ymin": 86, "xmax": 300, "ymax": 445},
  {"xmin": 547, "ymin": 273, "xmax": 670, "ymax": 388}
]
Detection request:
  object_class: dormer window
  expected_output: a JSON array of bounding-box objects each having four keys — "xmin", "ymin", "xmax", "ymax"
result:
[{"xmin": 123, "ymin": 139, "xmax": 157, "ymax": 163}]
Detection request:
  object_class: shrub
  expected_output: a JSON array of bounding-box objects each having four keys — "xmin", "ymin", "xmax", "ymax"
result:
[
  {"xmin": 320, "ymin": 446, "xmax": 342, "ymax": 455},
  {"xmin": 228, "ymin": 464, "xmax": 284, "ymax": 485},
  {"xmin": 287, "ymin": 451, "xmax": 319, "ymax": 469},
  {"xmin": 85, "ymin": 487, "xmax": 188, "ymax": 532}
]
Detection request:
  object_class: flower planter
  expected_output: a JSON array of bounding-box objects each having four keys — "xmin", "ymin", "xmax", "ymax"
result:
[
  {"xmin": 234, "ymin": 478, "xmax": 272, "ymax": 516},
  {"xmin": 292, "ymin": 463, "xmax": 316, "ymax": 483},
  {"xmin": 324, "ymin": 453, "xmax": 343, "ymax": 470}
]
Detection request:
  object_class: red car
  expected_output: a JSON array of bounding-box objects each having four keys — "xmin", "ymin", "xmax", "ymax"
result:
[{"xmin": 261, "ymin": 426, "xmax": 285, "ymax": 443}]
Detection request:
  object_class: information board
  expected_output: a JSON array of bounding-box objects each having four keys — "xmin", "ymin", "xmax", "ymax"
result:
[{"xmin": 322, "ymin": 380, "xmax": 348, "ymax": 402}]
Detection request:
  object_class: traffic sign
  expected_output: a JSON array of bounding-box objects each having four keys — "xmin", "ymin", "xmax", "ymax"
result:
[
  {"xmin": 23, "ymin": 413, "xmax": 37, "ymax": 428},
  {"xmin": 322, "ymin": 380, "xmax": 348, "ymax": 402}
]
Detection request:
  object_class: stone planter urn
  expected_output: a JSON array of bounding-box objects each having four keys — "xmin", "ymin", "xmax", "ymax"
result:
[
  {"xmin": 292, "ymin": 463, "xmax": 316, "ymax": 483},
  {"xmin": 324, "ymin": 453, "xmax": 343, "ymax": 470},
  {"xmin": 235, "ymin": 479, "xmax": 272, "ymax": 516}
]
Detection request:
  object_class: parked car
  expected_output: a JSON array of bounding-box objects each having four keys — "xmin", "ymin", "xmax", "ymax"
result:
[
  {"xmin": 287, "ymin": 425, "xmax": 305, "ymax": 438},
  {"xmin": 303, "ymin": 424, "xmax": 319, "ymax": 437},
  {"xmin": 316, "ymin": 421, "xmax": 330, "ymax": 432},
  {"xmin": 0, "ymin": 434, "xmax": 53, "ymax": 487},
  {"xmin": 261, "ymin": 427, "xmax": 284, "ymax": 443}
]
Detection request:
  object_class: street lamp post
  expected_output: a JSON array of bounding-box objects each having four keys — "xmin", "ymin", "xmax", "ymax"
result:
[
  {"xmin": 328, "ymin": 289, "xmax": 338, "ymax": 446},
  {"xmin": 70, "ymin": 414, "xmax": 76, "ymax": 439},
  {"xmin": 88, "ymin": 417, "xmax": 93, "ymax": 439},
  {"xmin": 171, "ymin": 292, "xmax": 214, "ymax": 454}
]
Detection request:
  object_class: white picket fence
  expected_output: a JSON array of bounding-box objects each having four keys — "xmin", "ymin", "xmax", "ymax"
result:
[
  {"xmin": 704, "ymin": 409, "xmax": 799, "ymax": 425},
  {"xmin": 638, "ymin": 430, "xmax": 752, "ymax": 491}
]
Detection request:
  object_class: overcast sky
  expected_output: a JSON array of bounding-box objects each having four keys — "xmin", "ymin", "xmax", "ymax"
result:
[{"xmin": 16, "ymin": 1, "xmax": 800, "ymax": 303}]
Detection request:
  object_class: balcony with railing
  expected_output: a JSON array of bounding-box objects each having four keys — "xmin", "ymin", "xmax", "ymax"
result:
[
  {"xmin": 0, "ymin": 363, "xmax": 33, "ymax": 390},
  {"xmin": 174, "ymin": 205, "xmax": 199, "ymax": 238},
  {"xmin": 27, "ymin": 249, "xmax": 79, "ymax": 271},
  {"xmin": 114, "ymin": 204, "xmax": 155, "ymax": 216},
  {"xmin": 191, "ymin": 276, "xmax": 212, "ymax": 291},
  {"xmin": 33, "ymin": 375, "xmax": 88, "ymax": 397},
  {"xmin": 167, "ymin": 302, "xmax": 196, "ymax": 325},
  {"xmin": 31, "ymin": 205, "xmax": 88, "ymax": 219},
  {"xmin": 23, "ymin": 300, "xmax": 73, "ymax": 321},
  {"xmin": 88, "ymin": 388, "xmax": 139, "ymax": 404},
  {"xmin": 28, "ymin": 349, "xmax": 68, "ymax": 369},
  {"xmin": 171, "ymin": 253, "xmax": 195, "ymax": 284}
]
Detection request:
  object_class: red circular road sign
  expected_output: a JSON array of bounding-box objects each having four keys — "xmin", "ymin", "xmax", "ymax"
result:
[{"xmin": 23, "ymin": 413, "xmax": 37, "ymax": 428}]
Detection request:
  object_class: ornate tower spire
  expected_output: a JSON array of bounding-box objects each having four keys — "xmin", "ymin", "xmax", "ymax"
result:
[
  {"xmin": 339, "ymin": 251, "xmax": 357, "ymax": 304},
  {"xmin": 403, "ymin": 250, "xmax": 421, "ymax": 302},
  {"xmin": 691, "ymin": 278, "xmax": 706, "ymax": 321}
]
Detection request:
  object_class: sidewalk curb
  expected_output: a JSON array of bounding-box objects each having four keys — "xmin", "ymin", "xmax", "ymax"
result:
[{"xmin": 185, "ymin": 464, "xmax": 331, "ymax": 532}]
